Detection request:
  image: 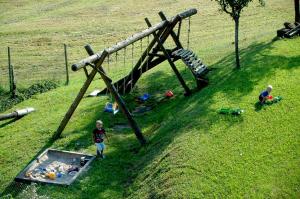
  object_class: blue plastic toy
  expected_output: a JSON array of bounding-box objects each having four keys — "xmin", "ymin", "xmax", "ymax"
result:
[
  {"xmin": 104, "ymin": 102, "xmax": 119, "ymax": 115},
  {"xmin": 56, "ymin": 172, "xmax": 62, "ymax": 178},
  {"xmin": 139, "ymin": 93, "xmax": 150, "ymax": 102}
]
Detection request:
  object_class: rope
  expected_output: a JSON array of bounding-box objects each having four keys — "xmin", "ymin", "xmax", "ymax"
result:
[
  {"xmin": 115, "ymin": 49, "xmax": 119, "ymax": 92},
  {"xmin": 107, "ymin": 53, "xmax": 110, "ymax": 73},
  {"xmin": 140, "ymin": 38, "xmax": 143, "ymax": 76},
  {"xmin": 187, "ymin": 17, "xmax": 191, "ymax": 50},
  {"xmin": 123, "ymin": 47, "xmax": 126, "ymax": 95},
  {"xmin": 131, "ymin": 43, "xmax": 134, "ymax": 91},
  {"xmin": 106, "ymin": 55, "xmax": 110, "ymax": 97},
  {"xmin": 146, "ymin": 35, "xmax": 150, "ymax": 71},
  {"xmin": 177, "ymin": 19, "xmax": 182, "ymax": 39}
]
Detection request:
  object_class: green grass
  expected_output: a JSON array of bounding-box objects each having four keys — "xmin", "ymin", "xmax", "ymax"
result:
[{"xmin": 0, "ymin": 0, "xmax": 300, "ymax": 198}]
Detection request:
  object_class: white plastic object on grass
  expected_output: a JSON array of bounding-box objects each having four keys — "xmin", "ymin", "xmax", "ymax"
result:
[{"xmin": 16, "ymin": 107, "xmax": 35, "ymax": 117}]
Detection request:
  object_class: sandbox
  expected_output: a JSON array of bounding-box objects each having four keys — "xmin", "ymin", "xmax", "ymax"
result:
[{"xmin": 15, "ymin": 149, "xmax": 95, "ymax": 186}]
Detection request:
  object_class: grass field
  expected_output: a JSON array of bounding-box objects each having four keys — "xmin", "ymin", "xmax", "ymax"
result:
[{"xmin": 0, "ymin": 0, "xmax": 300, "ymax": 198}]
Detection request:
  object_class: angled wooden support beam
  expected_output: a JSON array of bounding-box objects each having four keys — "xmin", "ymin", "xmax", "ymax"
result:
[
  {"xmin": 158, "ymin": 11, "xmax": 183, "ymax": 49},
  {"xmin": 145, "ymin": 17, "xmax": 192, "ymax": 96},
  {"xmin": 85, "ymin": 45, "xmax": 146, "ymax": 146},
  {"xmin": 53, "ymin": 52, "xmax": 108, "ymax": 140}
]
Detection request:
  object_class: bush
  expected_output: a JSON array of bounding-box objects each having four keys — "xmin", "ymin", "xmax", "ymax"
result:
[{"xmin": 0, "ymin": 80, "xmax": 58, "ymax": 113}]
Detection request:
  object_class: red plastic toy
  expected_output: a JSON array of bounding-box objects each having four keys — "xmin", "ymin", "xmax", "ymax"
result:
[{"xmin": 165, "ymin": 90, "xmax": 174, "ymax": 98}]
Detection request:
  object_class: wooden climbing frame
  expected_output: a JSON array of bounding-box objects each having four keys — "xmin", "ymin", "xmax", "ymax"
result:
[{"xmin": 54, "ymin": 8, "xmax": 208, "ymax": 145}]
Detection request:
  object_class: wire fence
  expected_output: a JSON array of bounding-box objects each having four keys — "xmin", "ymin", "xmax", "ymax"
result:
[{"xmin": 0, "ymin": 44, "xmax": 79, "ymax": 92}]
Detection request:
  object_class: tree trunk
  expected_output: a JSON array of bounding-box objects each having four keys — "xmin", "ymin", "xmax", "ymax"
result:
[
  {"xmin": 234, "ymin": 16, "xmax": 240, "ymax": 69},
  {"xmin": 296, "ymin": 0, "xmax": 300, "ymax": 23}
]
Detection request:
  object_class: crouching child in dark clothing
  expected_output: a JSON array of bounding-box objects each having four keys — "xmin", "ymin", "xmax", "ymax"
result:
[
  {"xmin": 93, "ymin": 120, "xmax": 108, "ymax": 159},
  {"xmin": 259, "ymin": 85, "xmax": 273, "ymax": 104}
]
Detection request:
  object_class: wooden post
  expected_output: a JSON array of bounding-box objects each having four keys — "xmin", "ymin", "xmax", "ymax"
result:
[
  {"xmin": 64, "ymin": 44, "xmax": 69, "ymax": 85},
  {"xmin": 7, "ymin": 47, "xmax": 12, "ymax": 93},
  {"xmin": 296, "ymin": 0, "xmax": 300, "ymax": 23},
  {"xmin": 53, "ymin": 52, "xmax": 107, "ymax": 140},
  {"xmin": 10, "ymin": 64, "xmax": 16, "ymax": 98},
  {"xmin": 85, "ymin": 45, "xmax": 146, "ymax": 145},
  {"xmin": 145, "ymin": 17, "xmax": 192, "ymax": 96}
]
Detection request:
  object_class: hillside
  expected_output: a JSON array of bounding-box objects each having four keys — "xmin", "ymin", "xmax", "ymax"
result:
[{"xmin": 0, "ymin": 0, "xmax": 300, "ymax": 198}]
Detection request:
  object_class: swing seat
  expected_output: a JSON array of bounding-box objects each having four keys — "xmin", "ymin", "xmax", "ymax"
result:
[
  {"xmin": 104, "ymin": 102, "xmax": 119, "ymax": 115},
  {"xmin": 88, "ymin": 89, "xmax": 101, "ymax": 97}
]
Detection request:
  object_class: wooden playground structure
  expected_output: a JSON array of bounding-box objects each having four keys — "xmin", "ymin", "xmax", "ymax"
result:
[{"xmin": 54, "ymin": 8, "xmax": 209, "ymax": 145}]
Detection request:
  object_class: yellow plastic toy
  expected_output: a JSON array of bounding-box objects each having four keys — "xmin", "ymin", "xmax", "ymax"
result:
[{"xmin": 46, "ymin": 172, "xmax": 56, "ymax": 180}]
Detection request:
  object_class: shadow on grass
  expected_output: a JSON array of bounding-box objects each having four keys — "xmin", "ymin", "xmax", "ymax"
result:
[
  {"xmin": 1, "ymin": 40, "xmax": 299, "ymax": 198},
  {"xmin": 0, "ymin": 117, "xmax": 24, "ymax": 128},
  {"xmin": 254, "ymin": 101, "xmax": 264, "ymax": 112}
]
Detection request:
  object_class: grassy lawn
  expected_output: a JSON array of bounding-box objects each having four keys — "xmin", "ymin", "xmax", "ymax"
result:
[{"xmin": 0, "ymin": 0, "xmax": 300, "ymax": 198}]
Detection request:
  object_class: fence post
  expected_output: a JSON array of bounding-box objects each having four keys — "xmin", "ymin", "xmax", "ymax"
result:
[
  {"xmin": 7, "ymin": 47, "xmax": 12, "ymax": 92},
  {"xmin": 11, "ymin": 64, "xmax": 16, "ymax": 98},
  {"xmin": 64, "ymin": 44, "xmax": 69, "ymax": 85}
]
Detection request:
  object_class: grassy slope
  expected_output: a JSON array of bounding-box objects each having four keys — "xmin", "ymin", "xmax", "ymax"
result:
[{"xmin": 0, "ymin": 0, "xmax": 299, "ymax": 198}]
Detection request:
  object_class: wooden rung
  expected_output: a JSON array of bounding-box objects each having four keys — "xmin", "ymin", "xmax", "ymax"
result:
[
  {"xmin": 172, "ymin": 48, "xmax": 184, "ymax": 56},
  {"xmin": 176, "ymin": 49, "xmax": 189, "ymax": 57},
  {"xmin": 186, "ymin": 56, "xmax": 199, "ymax": 63},
  {"xmin": 183, "ymin": 52, "xmax": 196, "ymax": 59},
  {"xmin": 185, "ymin": 53, "xmax": 197, "ymax": 60},
  {"xmin": 181, "ymin": 50, "xmax": 193, "ymax": 58},
  {"xmin": 190, "ymin": 60, "xmax": 202, "ymax": 68},
  {"xmin": 195, "ymin": 66, "xmax": 207, "ymax": 75},
  {"xmin": 182, "ymin": 51, "xmax": 194, "ymax": 58},
  {"xmin": 194, "ymin": 64, "xmax": 206, "ymax": 71},
  {"xmin": 176, "ymin": 49, "xmax": 188, "ymax": 56}
]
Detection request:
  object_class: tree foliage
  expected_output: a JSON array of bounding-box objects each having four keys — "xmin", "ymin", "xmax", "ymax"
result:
[
  {"xmin": 214, "ymin": 0, "xmax": 265, "ymax": 19},
  {"xmin": 212, "ymin": 0, "xmax": 265, "ymax": 68}
]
